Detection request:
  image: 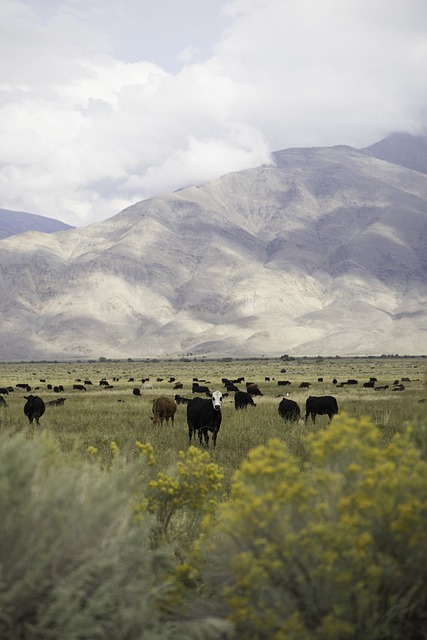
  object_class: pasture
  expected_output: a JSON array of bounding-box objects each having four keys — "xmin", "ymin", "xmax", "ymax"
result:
[
  {"xmin": 1, "ymin": 355, "xmax": 427, "ymax": 639},
  {"xmin": 1, "ymin": 356, "xmax": 425, "ymax": 493}
]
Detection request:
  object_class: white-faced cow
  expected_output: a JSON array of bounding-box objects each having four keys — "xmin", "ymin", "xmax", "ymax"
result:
[
  {"xmin": 305, "ymin": 396, "xmax": 338, "ymax": 424},
  {"xmin": 151, "ymin": 396, "xmax": 177, "ymax": 426},
  {"xmin": 187, "ymin": 390, "xmax": 228, "ymax": 448},
  {"xmin": 234, "ymin": 390, "xmax": 256, "ymax": 409},
  {"xmin": 24, "ymin": 395, "xmax": 46, "ymax": 425},
  {"xmin": 278, "ymin": 397, "xmax": 300, "ymax": 422}
]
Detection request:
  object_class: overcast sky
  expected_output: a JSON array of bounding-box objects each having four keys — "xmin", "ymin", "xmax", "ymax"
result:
[{"xmin": 1, "ymin": 0, "xmax": 426, "ymax": 227}]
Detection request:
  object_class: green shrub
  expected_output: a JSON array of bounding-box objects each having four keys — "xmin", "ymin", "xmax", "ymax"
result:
[
  {"xmin": 0, "ymin": 432, "xmax": 231, "ymax": 640},
  {"xmin": 196, "ymin": 413, "xmax": 427, "ymax": 640}
]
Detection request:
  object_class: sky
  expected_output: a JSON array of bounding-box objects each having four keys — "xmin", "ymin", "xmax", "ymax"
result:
[{"xmin": 1, "ymin": 0, "xmax": 426, "ymax": 227}]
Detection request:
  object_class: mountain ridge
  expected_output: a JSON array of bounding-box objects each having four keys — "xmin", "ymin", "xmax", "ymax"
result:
[
  {"xmin": 0, "ymin": 136, "xmax": 426, "ymax": 360},
  {"xmin": 0, "ymin": 208, "xmax": 74, "ymax": 239}
]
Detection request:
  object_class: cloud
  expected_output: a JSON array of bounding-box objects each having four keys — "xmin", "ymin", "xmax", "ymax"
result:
[{"xmin": 0, "ymin": 0, "xmax": 426, "ymax": 226}]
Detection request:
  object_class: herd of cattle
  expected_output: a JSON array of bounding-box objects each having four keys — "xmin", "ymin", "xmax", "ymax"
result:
[{"xmin": 0, "ymin": 370, "xmax": 418, "ymax": 448}]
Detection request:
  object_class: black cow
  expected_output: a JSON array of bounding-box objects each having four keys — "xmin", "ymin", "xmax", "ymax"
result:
[
  {"xmin": 133, "ymin": 388, "xmax": 141, "ymax": 396},
  {"xmin": 24, "ymin": 395, "xmax": 45, "ymax": 424},
  {"xmin": 192, "ymin": 384, "xmax": 211, "ymax": 394},
  {"xmin": 305, "ymin": 396, "xmax": 338, "ymax": 424},
  {"xmin": 0, "ymin": 387, "xmax": 9, "ymax": 395},
  {"xmin": 234, "ymin": 391, "xmax": 256, "ymax": 409},
  {"xmin": 17, "ymin": 383, "xmax": 31, "ymax": 391},
  {"xmin": 46, "ymin": 397, "xmax": 66, "ymax": 406},
  {"xmin": 187, "ymin": 390, "xmax": 228, "ymax": 448},
  {"xmin": 0, "ymin": 395, "xmax": 7, "ymax": 407},
  {"xmin": 175, "ymin": 394, "xmax": 192, "ymax": 405},
  {"xmin": 73, "ymin": 384, "xmax": 86, "ymax": 391},
  {"xmin": 278, "ymin": 397, "xmax": 300, "ymax": 422},
  {"xmin": 246, "ymin": 384, "xmax": 263, "ymax": 396}
]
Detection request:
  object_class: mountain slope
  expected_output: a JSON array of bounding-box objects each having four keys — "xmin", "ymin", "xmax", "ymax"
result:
[
  {"xmin": 0, "ymin": 143, "xmax": 426, "ymax": 360},
  {"xmin": 362, "ymin": 133, "xmax": 427, "ymax": 175},
  {"xmin": 0, "ymin": 208, "xmax": 74, "ymax": 239}
]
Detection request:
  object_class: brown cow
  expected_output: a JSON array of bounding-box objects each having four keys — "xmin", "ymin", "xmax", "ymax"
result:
[{"xmin": 151, "ymin": 396, "xmax": 177, "ymax": 426}]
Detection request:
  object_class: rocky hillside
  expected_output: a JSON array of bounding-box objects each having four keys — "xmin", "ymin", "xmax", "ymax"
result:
[{"xmin": 0, "ymin": 138, "xmax": 426, "ymax": 360}]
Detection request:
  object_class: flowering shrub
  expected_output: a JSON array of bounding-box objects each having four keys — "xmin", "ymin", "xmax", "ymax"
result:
[
  {"xmin": 198, "ymin": 413, "xmax": 427, "ymax": 640},
  {"xmin": 134, "ymin": 445, "xmax": 224, "ymax": 547}
]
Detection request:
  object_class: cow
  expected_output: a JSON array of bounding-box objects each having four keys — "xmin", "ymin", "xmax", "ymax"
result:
[
  {"xmin": 0, "ymin": 395, "xmax": 7, "ymax": 407},
  {"xmin": 278, "ymin": 397, "xmax": 301, "ymax": 422},
  {"xmin": 277, "ymin": 380, "xmax": 291, "ymax": 386},
  {"xmin": 192, "ymin": 383, "xmax": 211, "ymax": 394},
  {"xmin": 299, "ymin": 382, "xmax": 311, "ymax": 389},
  {"xmin": 363, "ymin": 381, "xmax": 375, "ymax": 388},
  {"xmin": 246, "ymin": 384, "xmax": 263, "ymax": 396},
  {"xmin": 24, "ymin": 395, "xmax": 46, "ymax": 425},
  {"xmin": 186, "ymin": 390, "xmax": 228, "ymax": 448},
  {"xmin": 73, "ymin": 384, "xmax": 86, "ymax": 391},
  {"xmin": 173, "ymin": 382, "xmax": 183, "ymax": 390},
  {"xmin": 46, "ymin": 398, "xmax": 66, "ymax": 406},
  {"xmin": 133, "ymin": 388, "xmax": 141, "ymax": 396},
  {"xmin": 305, "ymin": 396, "xmax": 338, "ymax": 424},
  {"xmin": 16, "ymin": 383, "xmax": 31, "ymax": 391},
  {"xmin": 174, "ymin": 394, "xmax": 192, "ymax": 405},
  {"xmin": 151, "ymin": 396, "xmax": 177, "ymax": 426},
  {"xmin": 234, "ymin": 390, "xmax": 256, "ymax": 409}
]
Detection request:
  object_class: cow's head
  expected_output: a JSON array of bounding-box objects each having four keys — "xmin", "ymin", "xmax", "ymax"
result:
[{"xmin": 207, "ymin": 390, "xmax": 228, "ymax": 411}]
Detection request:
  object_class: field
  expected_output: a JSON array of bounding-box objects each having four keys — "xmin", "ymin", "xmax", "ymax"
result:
[
  {"xmin": 2, "ymin": 356, "xmax": 427, "ymax": 639},
  {"xmin": 1, "ymin": 356, "xmax": 425, "ymax": 493}
]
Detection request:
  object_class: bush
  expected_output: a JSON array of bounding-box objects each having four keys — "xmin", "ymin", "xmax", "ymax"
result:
[
  {"xmin": 197, "ymin": 413, "xmax": 427, "ymax": 640},
  {"xmin": 0, "ymin": 432, "xmax": 230, "ymax": 640}
]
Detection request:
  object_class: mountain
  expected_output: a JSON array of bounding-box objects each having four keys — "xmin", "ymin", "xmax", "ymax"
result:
[
  {"xmin": 0, "ymin": 140, "xmax": 426, "ymax": 360},
  {"xmin": 0, "ymin": 208, "xmax": 74, "ymax": 239},
  {"xmin": 362, "ymin": 132, "xmax": 427, "ymax": 175}
]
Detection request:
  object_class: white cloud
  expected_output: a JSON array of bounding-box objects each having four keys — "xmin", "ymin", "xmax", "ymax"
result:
[{"xmin": 0, "ymin": 0, "xmax": 426, "ymax": 226}]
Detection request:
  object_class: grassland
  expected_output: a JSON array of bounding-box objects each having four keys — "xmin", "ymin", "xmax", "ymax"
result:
[
  {"xmin": 1, "ymin": 356, "xmax": 427, "ymax": 640},
  {"xmin": 1, "ymin": 356, "xmax": 425, "ymax": 494}
]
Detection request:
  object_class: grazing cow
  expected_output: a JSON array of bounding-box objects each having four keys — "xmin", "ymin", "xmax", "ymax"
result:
[
  {"xmin": 246, "ymin": 383, "xmax": 263, "ymax": 396},
  {"xmin": 374, "ymin": 385, "xmax": 389, "ymax": 391},
  {"xmin": 192, "ymin": 383, "xmax": 211, "ymax": 394},
  {"xmin": 174, "ymin": 394, "xmax": 192, "ymax": 405},
  {"xmin": 363, "ymin": 381, "xmax": 375, "ymax": 388},
  {"xmin": 347, "ymin": 379, "xmax": 358, "ymax": 385},
  {"xmin": 187, "ymin": 391, "xmax": 228, "ymax": 448},
  {"xmin": 24, "ymin": 395, "xmax": 45, "ymax": 424},
  {"xmin": 151, "ymin": 396, "xmax": 177, "ymax": 426},
  {"xmin": 299, "ymin": 382, "xmax": 311, "ymax": 389},
  {"xmin": 46, "ymin": 398, "xmax": 66, "ymax": 406},
  {"xmin": 73, "ymin": 384, "xmax": 86, "ymax": 391},
  {"xmin": 278, "ymin": 398, "xmax": 301, "ymax": 422},
  {"xmin": 173, "ymin": 382, "xmax": 183, "ymax": 389},
  {"xmin": 305, "ymin": 396, "xmax": 338, "ymax": 424},
  {"xmin": 277, "ymin": 380, "xmax": 291, "ymax": 386},
  {"xmin": 16, "ymin": 383, "xmax": 31, "ymax": 391},
  {"xmin": 234, "ymin": 390, "xmax": 256, "ymax": 409},
  {"xmin": 393, "ymin": 384, "xmax": 405, "ymax": 392}
]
